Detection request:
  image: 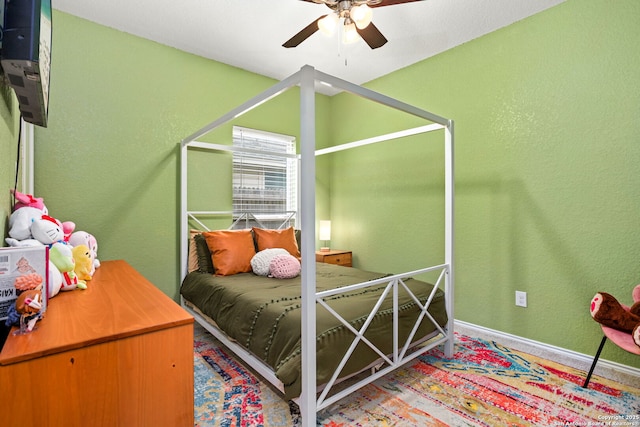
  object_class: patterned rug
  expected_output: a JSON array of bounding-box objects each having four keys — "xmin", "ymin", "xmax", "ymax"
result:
[{"xmin": 193, "ymin": 325, "xmax": 640, "ymax": 426}]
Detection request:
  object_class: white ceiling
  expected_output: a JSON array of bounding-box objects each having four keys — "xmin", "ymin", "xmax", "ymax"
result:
[{"xmin": 54, "ymin": 0, "xmax": 565, "ymax": 94}]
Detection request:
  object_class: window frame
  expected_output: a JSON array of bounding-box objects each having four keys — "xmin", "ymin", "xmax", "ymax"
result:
[{"xmin": 231, "ymin": 126, "xmax": 298, "ymax": 230}]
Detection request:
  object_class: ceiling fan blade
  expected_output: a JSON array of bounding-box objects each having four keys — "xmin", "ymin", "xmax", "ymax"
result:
[
  {"xmin": 283, "ymin": 16, "xmax": 325, "ymax": 48},
  {"xmin": 356, "ymin": 21, "xmax": 388, "ymax": 49}
]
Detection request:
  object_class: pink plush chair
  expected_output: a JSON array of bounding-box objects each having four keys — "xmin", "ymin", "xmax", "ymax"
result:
[{"xmin": 583, "ymin": 284, "xmax": 640, "ymax": 388}]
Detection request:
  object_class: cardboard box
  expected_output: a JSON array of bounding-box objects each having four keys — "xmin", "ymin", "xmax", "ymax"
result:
[{"xmin": 0, "ymin": 245, "xmax": 48, "ymax": 321}]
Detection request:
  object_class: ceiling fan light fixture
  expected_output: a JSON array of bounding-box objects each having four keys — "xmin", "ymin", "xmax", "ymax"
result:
[
  {"xmin": 342, "ymin": 20, "xmax": 360, "ymax": 44},
  {"xmin": 318, "ymin": 12, "xmax": 339, "ymax": 36},
  {"xmin": 351, "ymin": 4, "xmax": 373, "ymax": 29},
  {"xmin": 284, "ymin": 0, "xmax": 392, "ymax": 49}
]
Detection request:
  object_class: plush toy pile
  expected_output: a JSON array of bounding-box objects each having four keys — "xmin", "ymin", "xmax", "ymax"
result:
[
  {"xmin": 590, "ymin": 285, "xmax": 640, "ymax": 349},
  {"xmin": 4, "ymin": 190, "xmax": 101, "ymax": 328}
]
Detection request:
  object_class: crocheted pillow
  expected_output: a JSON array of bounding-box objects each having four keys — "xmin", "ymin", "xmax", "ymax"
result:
[
  {"xmin": 269, "ymin": 254, "xmax": 301, "ymax": 279},
  {"xmin": 251, "ymin": 248, "xmax": 289, "ymax": 276}
]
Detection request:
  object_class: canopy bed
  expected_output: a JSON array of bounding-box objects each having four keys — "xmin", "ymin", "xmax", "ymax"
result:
[{"xmin": 179, "ymin": 65, "xmax": 455, "ymax": 426}]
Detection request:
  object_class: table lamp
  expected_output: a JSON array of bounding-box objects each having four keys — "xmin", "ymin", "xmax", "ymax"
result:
[{"xmin": 319, "ymin": 220, "xmax": 331, "ymax": 252}]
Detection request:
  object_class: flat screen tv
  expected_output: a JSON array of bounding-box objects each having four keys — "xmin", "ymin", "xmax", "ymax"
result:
[{"xmin": 1, "ymin": 0, "xmax": 52, "ymax": 127}]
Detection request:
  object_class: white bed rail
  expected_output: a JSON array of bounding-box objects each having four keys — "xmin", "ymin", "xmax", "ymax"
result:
[
  {"xmin": 313, "ymin": 263, "xmax": 451, "ymax": 411},
  {"xmin": 185, "ymin": 211, "xmax": 296, "ymax": 232},
  {"xmin": 183, "ymin": 261, "xmax": 452, "ymax": 412}
]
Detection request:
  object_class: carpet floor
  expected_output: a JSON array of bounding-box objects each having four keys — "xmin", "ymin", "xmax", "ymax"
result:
[{"xmin": 193, "ymin": 324, "xmax": 640, "ymax": 426}]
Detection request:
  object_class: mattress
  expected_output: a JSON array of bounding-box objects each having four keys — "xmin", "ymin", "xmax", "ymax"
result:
[{"xmin": 181, "ymin": 262, "xmax": 447, "ymax": 399}]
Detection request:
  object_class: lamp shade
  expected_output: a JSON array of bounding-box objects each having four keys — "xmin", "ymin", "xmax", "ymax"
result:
[
  {"xmin": 318, "ymin": 13, "xmax": 339, "ymax": 36},
  {"xmin": 342, "ymin": 21, "xmax": 359, "ymax": 44},
  {"xmin": 351, "ymin": 4, "xmax": 373, "ymax": 29},
  {"xmin": 319, "ymin": 220, "xmax": 332, "ymax": 241}
]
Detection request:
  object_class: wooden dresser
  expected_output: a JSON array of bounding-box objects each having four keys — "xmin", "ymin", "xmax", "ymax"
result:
[
  {"xmin": 0, "ymin": 260, "xmax": 194, "ymax": 427},
  {"xmin": 316, "ymin": 249, "xmax": 352, "ymax": 267}
]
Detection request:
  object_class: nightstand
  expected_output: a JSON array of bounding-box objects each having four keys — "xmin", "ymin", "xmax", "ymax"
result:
[{"xmin": 315, "ymin": 249, "xmax": 352, "ymax": 267}]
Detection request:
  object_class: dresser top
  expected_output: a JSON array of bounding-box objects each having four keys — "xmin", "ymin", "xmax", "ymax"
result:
[{"xmin": 0, "ymin": 260, "xmax": 193, "ymax": 365}]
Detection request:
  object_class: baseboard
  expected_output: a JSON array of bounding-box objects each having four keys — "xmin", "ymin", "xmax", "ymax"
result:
[{"xmin": 454, "ymin": 319, "xmax": 640, "ymax": 387}]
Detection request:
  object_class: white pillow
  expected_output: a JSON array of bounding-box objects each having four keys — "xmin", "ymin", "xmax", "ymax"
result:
[{"xmin": 251, "ymin": 248, "xmax": 289, "ymax": 276}]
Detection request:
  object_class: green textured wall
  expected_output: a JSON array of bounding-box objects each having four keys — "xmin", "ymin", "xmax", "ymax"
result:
[
  {"xmin": 32, "ymin": 11, "xmax": 331, "ymax": 299},
  {"xmin": 328, "ymin": 0, "xmax": 640, "ymax": 368}
]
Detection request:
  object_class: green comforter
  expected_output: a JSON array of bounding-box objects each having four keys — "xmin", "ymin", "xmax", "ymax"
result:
[{"xmin": 181, "ymin": 262, "xmax": 447, "ymax": 399}]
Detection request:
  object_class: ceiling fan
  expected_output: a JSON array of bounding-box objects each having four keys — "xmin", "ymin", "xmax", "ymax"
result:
[{"xmin": 283, "ymin": 0, "xmax": 424, "ymax": 49}]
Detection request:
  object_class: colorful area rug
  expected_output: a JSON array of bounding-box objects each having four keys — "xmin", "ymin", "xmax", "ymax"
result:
[{"xmin": 193, "ymin": 325, "xmax": 640, "ymax": 426}]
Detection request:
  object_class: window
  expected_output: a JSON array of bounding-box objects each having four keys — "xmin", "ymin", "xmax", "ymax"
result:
[{"xmin": 232, "ymin": 126, "xmax": 298, "ymax": 229}]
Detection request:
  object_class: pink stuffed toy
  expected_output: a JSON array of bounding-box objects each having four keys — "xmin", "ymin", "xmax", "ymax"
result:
[{"xmin": 11, "ymin": 189, "xmax": 47, "ymax": 213}]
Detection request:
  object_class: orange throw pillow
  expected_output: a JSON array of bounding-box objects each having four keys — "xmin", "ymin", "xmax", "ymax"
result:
[
  {"xmin": 203, "ymin": 229, "xmax": 256, "ymax": 276},
  {"xmin": 252, "ymin": 227, "xmax": 301, "ymax": 258}
]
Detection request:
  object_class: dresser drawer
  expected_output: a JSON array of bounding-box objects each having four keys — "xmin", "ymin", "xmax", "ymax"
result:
[{"xmin": 316, "ymin": 251, "xmax": 352, "ymax": 267}]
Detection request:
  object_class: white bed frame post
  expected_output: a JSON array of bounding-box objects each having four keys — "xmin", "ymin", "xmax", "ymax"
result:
[
  {"xmin": 299, "ymin": 65, "xmax": 317, "ymax": 427},
  {"xmin": 444, "ymin": 119, "xmax": 455, "ymax": 357},
  {"xmin": 180, "ymin": 137, "xmax": 188, "ymax": 281}
]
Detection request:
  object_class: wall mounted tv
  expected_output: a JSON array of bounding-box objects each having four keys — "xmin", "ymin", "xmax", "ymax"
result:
[{"xmin": 1, "ymin": 0, "xmax": 52, "ymax": 127}]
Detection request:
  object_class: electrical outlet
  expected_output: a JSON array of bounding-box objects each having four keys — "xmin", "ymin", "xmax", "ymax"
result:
[{"xmin": 515, "ymin": 291, "xmax": 527, "ymax": 307}]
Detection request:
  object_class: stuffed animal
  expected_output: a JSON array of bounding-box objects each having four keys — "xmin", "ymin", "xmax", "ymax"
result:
[
  {"xmin": 7, "ymin": 212, "xmax": 73, "ymax": 247},
  {"xmin": 8, "ymin": 189, "xmax": 74, "ymax": 241},
  {"xmin": 11, "ymin": 189, "xmax": 47, "ymax": 213},
  {"xmin": 7, "ymin": 188, "xmax": 50, "ymax": 241},
  {"xmin": 61, "ymin": 221, "xmax": 76, "ymax": 243},
  {"xmin": 590, "ymin": 286, "xmax": 640, "ymax": 349},
  {"xmin": 30, "ymin": 215, "xmax": 64, "ymax": 245},
  {"xmin": 7, "ymin": 206, "xmax": 44, "ymax": 241},
  {"xmin": 4, "ymin": 238, "xmax": 42, "ymax": 247},
  {"xmin": 50, "ymin": 242, "xmax": 87, "ymax": 291},
  {"xmin": 69, "ymin": 231, "xmax": 100, "ymax": 269},
  {"xmin": 72, "ymin": 244, "xmax": 94, "ymax": 281},
  {"xmin": 48, "ymin": 261, "xmax": 63, "ymax": 297}
]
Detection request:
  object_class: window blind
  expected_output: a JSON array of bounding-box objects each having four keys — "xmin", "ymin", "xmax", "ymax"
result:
[{"xmin": 232, "ymin": 127, "xmax": 297, "ymax": 229}]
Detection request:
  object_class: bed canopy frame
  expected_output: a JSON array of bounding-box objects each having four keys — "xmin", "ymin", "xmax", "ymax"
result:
[{"xmin": 180, "ymin": 65, "xmax": 454, "ymax": 426}]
